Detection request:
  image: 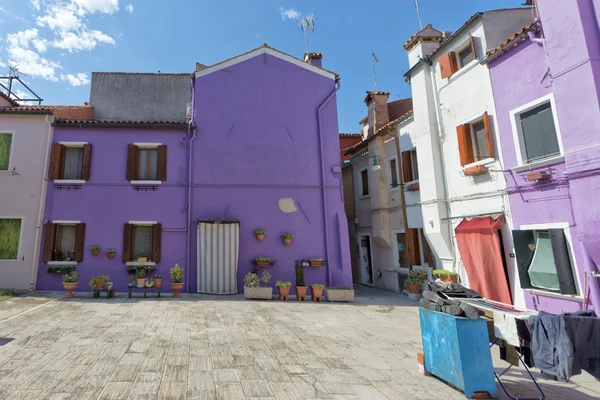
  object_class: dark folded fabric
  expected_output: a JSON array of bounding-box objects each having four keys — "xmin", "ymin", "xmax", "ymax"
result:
[
  {"xmin": 529, "ymin": 311, "xmax": 574, "ymax": 381},
  {"xmin": 427, "ymin": 281, "xmax": 483, "ymax": 299},
  {"xmin": 562, "ymin": 311, "xmax": 600, "ymax": 380}
]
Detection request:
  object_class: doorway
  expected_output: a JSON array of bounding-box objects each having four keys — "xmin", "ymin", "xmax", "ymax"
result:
[{"xmin": 358, "ymin": 234, "xmax": 374, "ymax": 285}]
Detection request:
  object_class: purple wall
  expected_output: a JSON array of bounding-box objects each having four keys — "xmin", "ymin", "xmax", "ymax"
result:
[
  {"xmin": 191, "ymin": 53, "xmax": 352, "ymax": 293},
  {"xmin": 489, "ymin": 0, "xmax": 600, "ymax": 312},
  {"xmin": 36, "ymin": 127, "xmax": 188, "ymax": 292}
]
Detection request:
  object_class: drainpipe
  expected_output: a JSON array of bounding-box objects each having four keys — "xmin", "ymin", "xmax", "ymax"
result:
[
  {"xmin": 185, "ymin": 74, "xmax": 197, "ymax": 292},
  {"xmin": 580, "ymin": 239, "xmax": 600, "ymax": 311},
  {"xmin": 317, "ymin": 79, "xmax": 341, "ymax": 287},
  {"xmin": 30, "ymin": 114, "xmax": 53, "ymax": 290}
]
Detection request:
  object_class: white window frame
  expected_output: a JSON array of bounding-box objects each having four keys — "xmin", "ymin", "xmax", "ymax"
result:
[
  {"xmin": 0, "ymin": 216, "xmax": 24, "ymax": 262},
  {"xmin": 391, "ymin": 229, "xmax": 408, "ymax": 272},
  {"xmin": 0, "ymin": 130, "xmax": 16, "ymax": 173},
  {"xmin": 131, "ymin": 143, "xmax": 162, "ymax": 185},
  {"xmin": 455, "ymin": 39, "xmax": 476, "ymax": 69},
  {"xmin": 519, "ymin": 222, "xmax": 582, "ymax": 299},
  {"xmin": 459, "ymin": 112, "xmax": 495, "ymax": 168},
  {"xmin": 47, "ymin": 220, "xmax": 80, "ymax": 265},
  {"xmin": 127, "ymin": 221, "xmax": 157, "ymax": 266},
  {"xmin": 386, "ymin": 156, "xmax": 400, "ymax": 192},
  {"xmin": 358, "ymin": 167, "xmax": 370, "ymax": 198},
  {"xmin": 510, "ymin": 94, "xmax": 564, "ymax": 170},
  {"xmin": 54, "ymin": 141, "xmax": 88, "ymax": 184}
]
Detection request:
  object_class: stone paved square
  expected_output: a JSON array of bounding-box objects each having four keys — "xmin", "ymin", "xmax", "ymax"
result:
[{"xmin": 0, "ymin": 287, "xmax": 598, "ymax": 399}]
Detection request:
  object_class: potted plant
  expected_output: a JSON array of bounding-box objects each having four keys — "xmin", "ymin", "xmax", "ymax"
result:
[
  {"xmin": 46, "ymin": 264, "xmax": 75, "ymax": 274},
  {"xmin": 326, "ymin": 286, "xmax": 355, "ymax": 302},
  {"xmin": 255, "ymin": 257, "xmax": 272, "ymax": 267},
  {"xmin": 410, "ymin": 270, "xmax": 428, "ymax": 281},
  {"xmin": 145, "ymin": 280, "xmax": 154, "ymax": 288},
  {"xmin": 311, "ymin": 283, "xmax": 325, "ymax": 302},
  {"xmin": 254, "ymin": 229, "xmax": 266, "ymax": 242},
  {"xmin": 63, "ymin": 271, "xmax": 79, "ymax": 298},
  {"xmin": 106, "ymin": 281, "xmax": 113, "ymax": 291},
  {"xmin": 295, "ymin": 261, "xmax": 307, "ymax": 301},
  {"xmin": 309, "ymin": 258, "xmax": 323, "ymax": 267},
  {"xmin": 154, "ymin": 273, "xmax": 162, "ymax": 288},
  {"xmin": 244, "ymin": 271, "xmax": 273, "ymax": 300},
  {"xmin": 407, "ymin": 278, "xmax": 423, "ymax": 294},
  {"xmin": 137, "ymin": 255, "xmax": 148, "ymax": 263},
  {"xmin": 89, "ymin": 275, "xmax": 109, "ymax": 291},
  {"xmin": 433, "ymin": 269, "xmax": 458, "ymax": 283},
  {"xmin": 170, "ymin": 264, "xmax": 184, "ymax": 298},
  {"xmin": 128, "ymin": 275, "xmax": 135, "ymax": 287},
  {"xmin": 136, "ymin": 268, "xmax": 146, "ymax": 287},
  {"xmin": 65, "ymin": 250, "xmax": 74, "ymax": 261},
  {"xmin": 89, "ymin": 245, "xmax": 101, "ymax": 256},
  {"xmin": 54, "ymin": 249, "xmax": 66, "ymax": 261},
  {"xmin": 107, "ymin": 248, "xmax": 116, "ymax": 259},
  {"xmin": 281, "ymin": 233, "xmax": 293, "ymax": 246},
  {"xmin": 276, "ymin": 281, "xmax": 291, "ymax": 301}
]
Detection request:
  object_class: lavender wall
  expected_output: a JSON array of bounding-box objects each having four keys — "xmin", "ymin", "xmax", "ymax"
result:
[
  {"xmin": 191, "ymin": 53, "xmax": 352, "ymax": 293},
  {"xmin": 36, "ymin": 127, "xmax": 188, "ymax": 292}
]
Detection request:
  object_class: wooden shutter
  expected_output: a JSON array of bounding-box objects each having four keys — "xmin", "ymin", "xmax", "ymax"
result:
[
  {"xmin": 512, "ymin": 230, "xmax": 534, "ymax": 289},
  {"xmin": 423, "ymin": 235, "xmax": 434, "ymax": 267},
  {"xmin": 81, "ymin": 144, "xmax": 92, "ymax": 181},
  {"xmin": 469, "ymin": 34, "xmax": 478, "ymax": 59},
  {"xmin": 482, "ymin": 112, "xmax": 494, "ymax": 158},
  {"xmin": 549, "ymin": 229, "xmax": 577, "ymax": 295},
  {"xmin": 152, "ymin": 224, "xmax": 162, "ymax": 263},
  {"xmin": 42, "ymin": 223, "xmax": 56, "ymax": 262},
  {"xmin": 449, "ymin": 52, "xmax": 459, "ymax": 74},
  {"xmin": 48, "ymin": 144, "xmax": 65, "ymax": 179},
  {"xmin": 406, "ymin": 229, "xmax": 421, "ymax": 268},
  {"xmin": 457, "ymin": 124, "xmax": 475, "ymax": 166},
  {"xmin": 74, "ymin": 223, "xmax": 86, "ymax": 262},
  {"xmin": 401, "ymin": 151, "xmax": 413, "ymax": 183},
  {"xmin": 122, "ymin": 223, "xmax": 133, "ymax": 262},
  {"xmin": 157, "ymin": 145, "xmax": 167, "ymax": 181},
  {"xmin": 126, "ymin": 144, "xmax": 139, "ymax": 181},
  {"xmin": 439, "ymin": 53, "xmax": 453, "ymax": 79}
]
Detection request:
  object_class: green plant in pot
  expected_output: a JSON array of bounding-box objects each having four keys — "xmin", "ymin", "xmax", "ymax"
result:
[
  {"xmin": 63, "ymin": 271, "xmax": 79, "ymax": 298},
  {"xmin": 170, "ymin": 264, "xmax": 184, "ymax": 298},
  {"xmin": 311, "ymin": 283, "xmax": 325, "ymax": 302},
  {"xmin": 280, "ymin": 233, "xmax": 294, "ymax": 246},
  {"xmin": 433, "ymin": 269, "xmax": 458, "ymax": 283},
  {"xmin": 295, "ymin": 260, "xmax": 307, "ymax": 301},
  {"xmin": 309, "ymin": 257, "xmax": 323, "ymax": 267},
  {"xmin": 154, "ymin": 273, "xmax": 162, "ymax": 288},
  {"xmin": 89, "ymin": 275, "xmax": 109, "ymax": 291},
  {"xmin": 254, "ymin": 229, "xmax": 266, "ymax": 242},
  {"xmin": 244, "ymin": 270, "xmax": 272, "ymax": 300},
  {"xmin": 89, "ymin": 245, "xmax": 101, "ymax": 257},
  {"xmin": 276, "ymin": 281, "xmax": 291, "ymax": 301},
  {"xmin": 255, "ymin": 256, "xmax": 272, "ymax": 267},
  {"xmin": 410, "ymin": 270, "xmax": 428, "ymax": 281},
  {"xmin": 136, "ymin": 267, "xmax": 146, "ymax": 288},
  {"xmin": 407, "ymin": 278, "xmax": 423, "ymax": 294},
  {"xmin": 107, "ymin": 248, "xmax": 116, "ymax": 260}
]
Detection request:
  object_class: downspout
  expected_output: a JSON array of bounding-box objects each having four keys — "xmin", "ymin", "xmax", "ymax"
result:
[
  {"xmin": 185, "ymin": 74, "xmax": 197, "ymax": 292},
  {"xmin": 30, "ymin": 114, "xmax": 53, "ymax": 290},
  {"xmin": 317, "ymin": 79, "xmax": 341, "ymax": 287},
  {"xmin": 580, "ymin": 241, "xmax": 600, "ymax": 311}
]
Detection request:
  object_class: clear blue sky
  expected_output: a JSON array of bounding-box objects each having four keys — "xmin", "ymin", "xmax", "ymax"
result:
[{"xmin": 1, "ymin": 0, "xmax": 525, "ymax": 132}]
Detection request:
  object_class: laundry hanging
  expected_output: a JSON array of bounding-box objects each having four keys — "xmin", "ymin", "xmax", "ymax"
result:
[{"xmin": 197, "ymin": 220, "xmax": 240, "ymax": 294}]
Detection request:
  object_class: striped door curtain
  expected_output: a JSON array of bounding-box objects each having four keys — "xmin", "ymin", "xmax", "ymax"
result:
[{"xmin": 197, "ymin": 220, "xmax": 240, "ymax": 294}]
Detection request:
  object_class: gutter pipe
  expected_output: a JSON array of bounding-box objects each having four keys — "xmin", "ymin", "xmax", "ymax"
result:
[
  {"xmin": 317, "ymin": 79, "xmax": 341, "ymax": 287},
  {"xmin": 185, "ymin": 74, "xmax": 197, "ymax": 292}
]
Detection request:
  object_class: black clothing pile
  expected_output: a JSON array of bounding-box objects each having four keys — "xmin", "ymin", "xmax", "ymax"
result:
[{"xmin": 419, "ymin": 282, "xmax": 482, "ymax": 320}]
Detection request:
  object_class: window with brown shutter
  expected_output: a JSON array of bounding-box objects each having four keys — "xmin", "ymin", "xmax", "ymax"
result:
[
  {"xmin": 401, "ymin": 151, "xmax": 413, "ymax": 183},
  {"xmin": 48, "ymin": 143, "xmax": 91, "ymax": 180},
  {"xmin": 406, "ymin": 228, "xmax": 421, "ymax": 268},
  {"xmin": 123, "ymin": 223, "xmax": 162, "ymax": 262},
  {"xmin": 43, "ymin": 223, "xmax": 56, "ymax": 262},
  {"xmin": 122, "ymin": 223, "xmax": 132, "ymax": 262},
  {"xmin": 457, "ymin": 124, "xmax": 475, "ymax": 166},
  {"xmin": 48, "ymin": 144, "xmax": 64, "ymax": 180},
  {"xmin": 157, "ymin": 145, "xmax": 167, "ymax": 181},
  {"xmin": 127, "ymin": 144, "xmax": 167, "ymax": 182},
  {"xmin": 439, "ymin": 53, "xmax": 458, "ymax": 79},
  {"xmin": 73, "ymin": 223, "xmax": 86, "ymax": 262},
  {"xmin": 152, "ymin": 224, "xmax": 162, "ymax": 262},
  {"xmin": 482, "ymin": 112, "xmax": 494, "ymax": 158},
  {"xmin": 469, "ymin": 34, "xmax": 478, "ymax": 59},
  {"xmin": 81, "ymin": 144, "xmax": 92, "ymax": 180},
  {"xmin": 126, "ymin": 145, "xmax": 139, "ymax": 181}
]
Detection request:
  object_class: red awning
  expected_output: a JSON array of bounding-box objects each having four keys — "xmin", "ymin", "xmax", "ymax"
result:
[{"xmin": 455, "ymin": 216, "xmax": 504, "ymax": 233}]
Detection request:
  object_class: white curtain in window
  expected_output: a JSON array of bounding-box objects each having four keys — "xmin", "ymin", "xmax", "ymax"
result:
[
  {"xmin": 133, "ymin": 226, "xmax": 153, "ymax": 260},
  {"xmin": 59, "ymin": 225, "xmax": 77, "ymax": 255},
  {"xmin": 0, "ymin": 134, "xmax": 12, "ymax": 171},
  {"xmin": 62, "ymin": 147, "xmax": 83, "ymax": 179},
  {"xmin": 138, "ymin": 149, "xmax": 158, "ymax": 180}
]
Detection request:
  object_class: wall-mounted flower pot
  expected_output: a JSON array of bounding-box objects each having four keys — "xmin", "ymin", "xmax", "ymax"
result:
[
  {"xmin": 282, "ymin": 238, "xmax": 292, "ymax": 246},
  {"xmin": 91, "ymin": 249, "xmax": 100, "ymax": 256},
  {"xmin": 107, "ymin": 252, "xmax": 116, "ymax": 260},
  {"xmin": 526, "ymin": 170, "xmax": 551, "ymax": 182},
  {"xmin": 137, "ymin": 257, "xmax": 148, "ymax": 263},
  {"xmin": 255, "ymin": 233, "xmax": 265, "ymax": 242},
  {"xmin": 309, "ymin": 260, "xmax": 323, "ymax": 267},
  {"xmin": 464, "ymin": 164, "xmax": 488, "ymax": 176},
  {"xmin": 256, "ymin": 261, "xmax": 270, "ymax": 267},
  {"xmin": 406, "ymin": 182, "xmax": 421, "ymax": 191}
]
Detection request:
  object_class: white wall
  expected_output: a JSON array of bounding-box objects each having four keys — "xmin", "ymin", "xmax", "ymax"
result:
[{"xmin": 0, "ymin": 113, "xmax": 52, "ymax": 290}]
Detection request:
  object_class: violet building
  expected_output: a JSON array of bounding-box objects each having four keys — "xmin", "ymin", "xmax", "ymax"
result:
[{"xmin": 486, "ymin": 0, "xmax": 600, "ymax": 312}]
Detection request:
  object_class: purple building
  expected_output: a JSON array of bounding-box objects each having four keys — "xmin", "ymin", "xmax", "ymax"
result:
[
  {"xmin": 486, "ymin": 0, "xmax": 600, "ymax": 312},
  {"xmin": 36, "ymin": 46, "xmax": 353, "ymax": 294}
]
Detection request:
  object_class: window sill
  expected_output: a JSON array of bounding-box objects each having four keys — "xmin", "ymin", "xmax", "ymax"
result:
[
  {"xmin": 527, "ymin": 289, "xmax": 584, "ymax": 303},
  {"xmin": 388, "ymin": 185, "xmax": 400, "ymax": 192},
  {"xmin": 126, "ymin": 262, "xmax": 156, "ymax": 266},
  {"xmin": 0, "ymin": 259, "xmax": 20, "ymax": 262},
  {"xmin": 464, "ymin": 158, "xmax": 495, "ymax": 168},
  {"xmin": 405, "ymin": 180, "xmax": 420, "ymax": 191},
  {"xmin": 54, "ymin": 179, "xmax": 86, "ymax": 184},
  {"xmin": 47, "ymin": 261, "xmax": 77, "ymax": 266},
  {"xmin": 513, "ymin": 155, "xmax": 565, "ymax": 173},
  {"xmin": 131, "ymin": 180, "xmax": 162, "ymax": 185}
]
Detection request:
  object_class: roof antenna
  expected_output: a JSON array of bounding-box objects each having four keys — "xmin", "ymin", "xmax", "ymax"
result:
[
  {"xmin": 298, "ymin": 13, "xmax": 315, "ymax": 55},
  {"xmin": 414, "ymin": 0, "xmax": 424, "ymax": 30},
  {"xmin": 372, "ymin": 52, "xmax": 379, "ymax": 90},
  {"xmin": 0, "ymin": 65, "xmax": 43, "ymax": 105}
]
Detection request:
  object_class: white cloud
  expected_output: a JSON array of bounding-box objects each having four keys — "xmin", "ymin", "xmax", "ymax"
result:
[
  {"xmin": 53, "ymin": 29, "xmax": 115, "ymax": 52},
  {"xmin": 6, "ymin": 45, "xmax": 60, "ymax": 81},
  {"xmin": 60, "ymin": 72, "xmax": 90, "ymax": 86},
  {"xmin": 74, "ymin": 0, "xmax": 120, "ymax": 14},
  {"xmin": 37, "ymin": 4, "xmax": 82, "ymax": 32},
  {"xmin": 125, "ymin": 4, "xmax": 133, "ymax": 13},
  {"xmin": 30, "ymin": 0, "xmax": 41, "ymax": 11},
  {"xmin": 279, "ymin": 7, "xmax": 300, "ymax": 21}
]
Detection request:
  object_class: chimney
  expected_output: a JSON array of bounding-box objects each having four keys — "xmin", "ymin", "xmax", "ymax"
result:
[
  {"xmin": 403, "ymin": 24, "xmax": 443, "ymax": 68},
  {"xmin": 195, "ymin": 62, "xmax": 207, "ymax": 72},
  {"xmin": 304, "ymin": 52, "xmax": 323, "ymax": 68},
  {"xmin": 365, "ymin": 91, "xmax": 390, "ymax": 138}
]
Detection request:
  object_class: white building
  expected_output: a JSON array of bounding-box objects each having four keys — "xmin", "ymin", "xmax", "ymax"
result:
[{"xmin": 403, "ymin": 9, "xmax": 534, "ymax": 305}]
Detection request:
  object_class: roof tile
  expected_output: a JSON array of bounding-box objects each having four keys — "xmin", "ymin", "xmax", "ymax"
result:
[{"xmin": 485, "ymin": 22, "xmax": 539, "ymax": 61}]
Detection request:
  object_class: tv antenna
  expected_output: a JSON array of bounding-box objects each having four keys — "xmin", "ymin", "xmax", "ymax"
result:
[
  {"xmin": 372, "ymin": 52, "xmax": 379, "ymax": 89},
  {"xmin": 414, "ymin": 0, "xmax": 424, "ymax": 29},
  {"xmin": 0, "ymin": 65, "xmax": 43, "ymax": 104},
  {"xmin": 298, "ymin": 13, "xmax": 315, "ymax": 55}
]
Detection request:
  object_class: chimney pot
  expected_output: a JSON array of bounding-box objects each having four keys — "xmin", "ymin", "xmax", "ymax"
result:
[{"xmin": 304, "ymin": 52, "xmax": 323, "ymax": 68}]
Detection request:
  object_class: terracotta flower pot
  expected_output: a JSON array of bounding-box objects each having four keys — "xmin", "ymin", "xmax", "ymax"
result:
[
  {"xmin": 107, "ymin": 252, "xmax": 116, "ymax": 259},
  {"xmin": 310, "ymin": 261, "xmax": 323, "ymax": 267},
  {"xmin": 136, "ymin": 278, "xmax": 146, "ymax": 288},
  {"xmin": 154, "ymin": 278, "xmax": 162, "ymax": 288},
  {"xmin": 408, "ymin": 284, "xmax": 421, "ymax": 294},
  {"xmin": 94, "ymin": 282, "xmax": 104, "ymax": 291},
  {"xmin": 91, "ymin": 249, "xmax": 100, "ymax": 256},
  {"xmin": 63, "ymin": 282, "xmax": 78, "ymax": 298},
  {"xmin": 311, "ymin": 287, "xmax": 324, "ymax": 302},
  {"xmin": 171, "ymin": 282, "xmax": 184, "ymax": 298},
  {"xmin": 279, "ymin": 286, "xmax": 290, "ymax": 301},
  {"xmin": 256, "ymin": 261, "xmax": 270, "ymax": 267},
  {"xmin": 283, "ymin": 238, "xmax": 292, "ymax": 246},
  {"xmin": 256, "ymin": 233, "xmax": 265, "ymax": 242},
  {"xmin": 439, "ymin": 275, "xmax": 458, "ymax": 283},
  {"xmin": 295, "ymin": 286, "xmax": 307, "ymax": 301},
  {"xmin": 137, "ymin": 257, "xmax": 147, "ymax": 263},
  {"xmin": 420, "ymin": 273, "xmax": 428, "ymax": 281}
]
